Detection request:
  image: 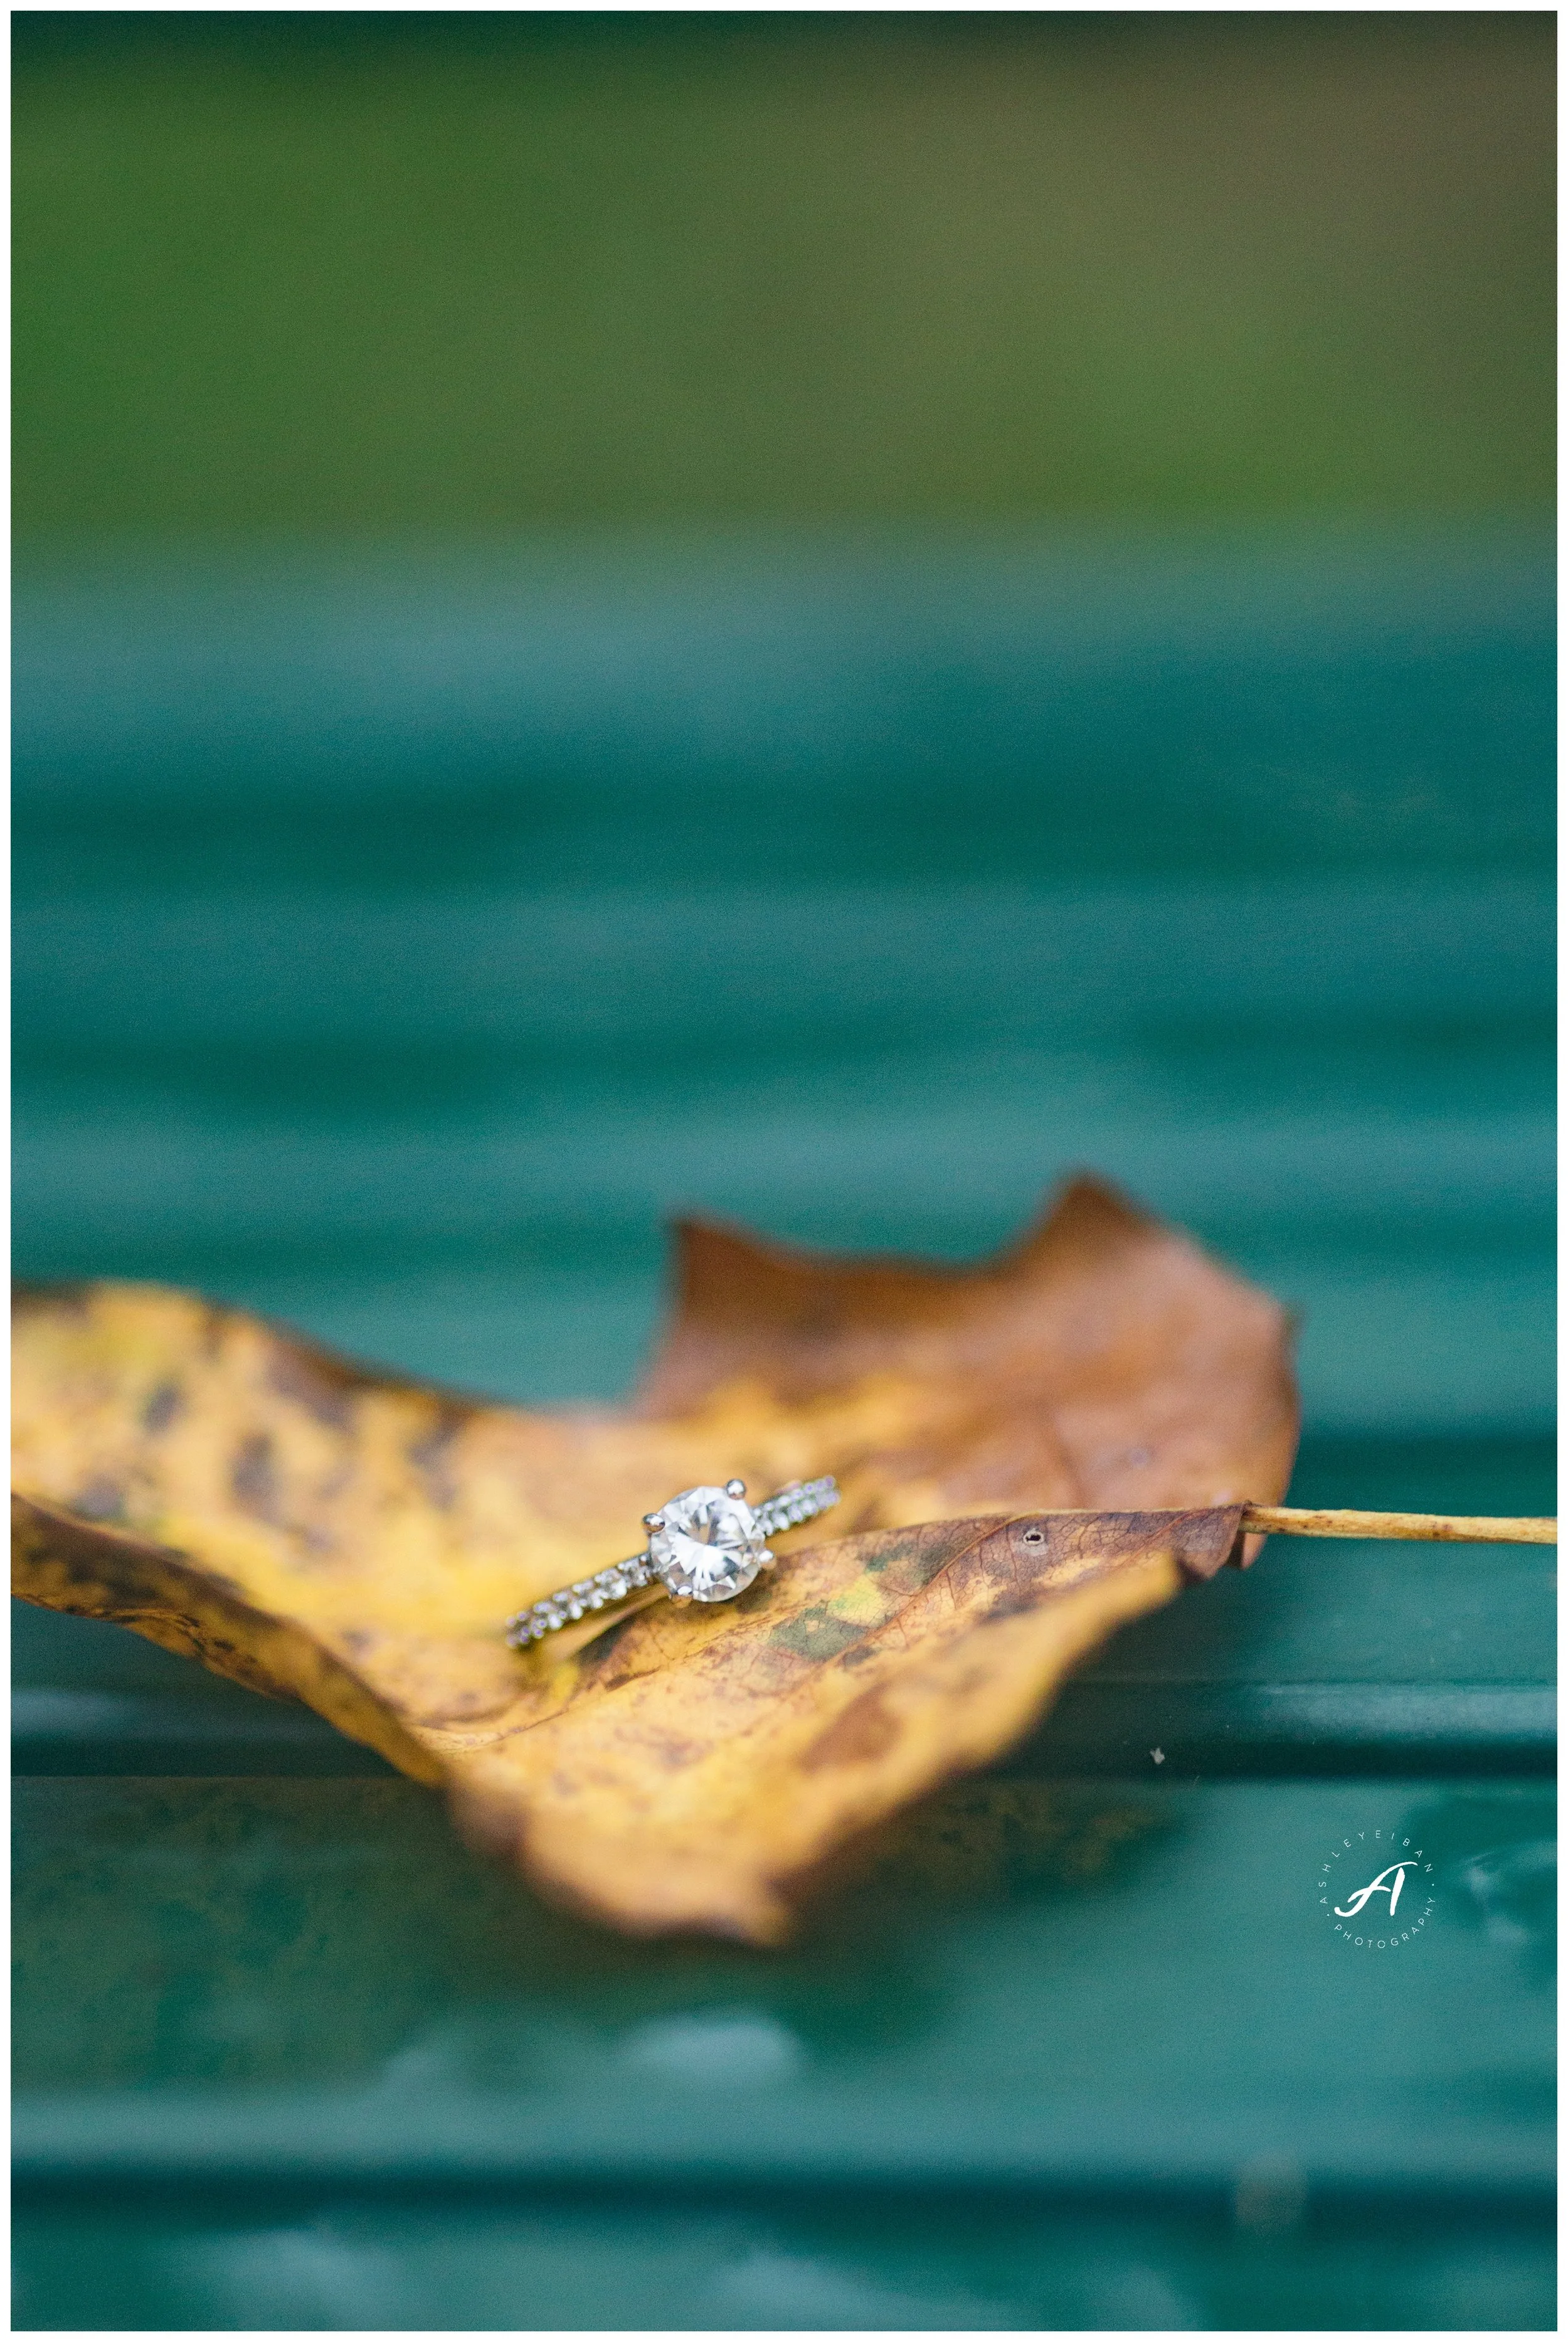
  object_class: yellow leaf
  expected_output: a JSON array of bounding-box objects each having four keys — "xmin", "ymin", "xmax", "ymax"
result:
[{"xmin": 12, "ymin": 1175, "xmax": 1298, "ymax": 1940}]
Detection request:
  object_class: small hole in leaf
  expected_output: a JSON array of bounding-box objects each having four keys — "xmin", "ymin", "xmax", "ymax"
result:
[{"xmin": 1022, "ymin": 1528, "xmax": 1045, "ymax": 1543}]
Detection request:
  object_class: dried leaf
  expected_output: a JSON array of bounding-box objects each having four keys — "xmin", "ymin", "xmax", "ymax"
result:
[{"xmin": 12, "ymin": 1176, "xmax": 1298, "ymax": 1940}]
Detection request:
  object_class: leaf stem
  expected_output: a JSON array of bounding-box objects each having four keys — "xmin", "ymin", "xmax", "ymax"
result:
[{"xmin": 1240, "ymin": 1506, "xmax": 1556, "ymax": 1544}]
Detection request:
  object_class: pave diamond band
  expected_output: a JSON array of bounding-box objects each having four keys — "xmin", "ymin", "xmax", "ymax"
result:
[
  {"xmin": 506, "ymin": 1474, "xmax": 840, "ymax": 1649},
  {"xmin": 751, "ymin": 1476, "xmax": 842, "ymax": 1541}
]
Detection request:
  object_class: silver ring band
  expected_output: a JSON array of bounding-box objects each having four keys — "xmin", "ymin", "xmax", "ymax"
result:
[{"xmin": 507, "ymin": 1474, "xmax": 840, "ymax": 1649}]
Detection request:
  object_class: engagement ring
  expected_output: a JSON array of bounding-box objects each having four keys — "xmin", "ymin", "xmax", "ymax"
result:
[{"xmin": 506, "ymin": 1475, "xmax": 840, "ymax": 1649}]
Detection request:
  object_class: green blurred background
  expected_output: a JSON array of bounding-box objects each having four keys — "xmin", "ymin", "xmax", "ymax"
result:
[
  {"xmin": 12, "ymin": 11, "xmax": 1555, "ymax": 2333},
  {"xmin": 13, "ymin": 11, "xmax": 1555, "ymax": 537}
]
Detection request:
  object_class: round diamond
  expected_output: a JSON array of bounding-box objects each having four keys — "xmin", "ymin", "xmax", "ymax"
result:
[{"xmin": 649, "ymin": 1484, "xmax": 766, "ymax": 1602}]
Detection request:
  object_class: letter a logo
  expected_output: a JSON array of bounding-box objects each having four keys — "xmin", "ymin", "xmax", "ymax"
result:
[{"xmin": 1335, "ymin": 1860, "xmax": 1413, "ymax": 1920}]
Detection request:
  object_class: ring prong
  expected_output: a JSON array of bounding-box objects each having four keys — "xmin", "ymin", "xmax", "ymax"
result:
[
  {"xmin": 726, "ymin": 1478, "xmax": 746, "ymax": 1498},
  {"xmin": 643, "ymin": 1512, "xmax": 662, "ymax": 1530}
]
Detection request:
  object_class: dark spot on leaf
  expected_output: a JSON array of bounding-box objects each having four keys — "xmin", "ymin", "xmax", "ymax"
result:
[
  {"xmin": 267, "ymin": 1346, "xmax": 353, "ymax": 1429},
  {"xmin": 839, "ymin": 1641, "xmax": 884, "ymax": 1668},
  {"xmin": 802, "ymin": 1688, "xmax": 899, "ymax": 1769},
  {"xmin": 231, "ymin": 1432, "xmax": 278, "ymax": 1519},
  {"xmin": 72, "ymin": 1476, "xmax": 127, "ymax": 1524},
  {"xmin": 407, "ymin": 1415, "xmax": 463, "ymax": 1508},
  {"xmin": 14, "ymin": 1280, "xmax": 92, "ymax": 1317},
  {"xmin": 983, "ymin": 1587, "xmax": 1047, "ymax": 1622},
  {"xmin": 863, "ymin": 1534, "xmax": 919, "ymax": 1575},
  {"xmin": 770, "ymin": 1605, "xmax": 867, "ymax": 1663},
  {"xmin": 862, "ymin": 1521, "xmax": 987, "ymax": 1599},
  {"xmin": 141, "ymin": 1381, "xmax": 183, "ymax": 1434}
]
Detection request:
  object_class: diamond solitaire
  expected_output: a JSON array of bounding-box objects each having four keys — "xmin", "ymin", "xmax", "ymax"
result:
[
  {"xmin": 506, "ymin": 1474, "xmax": 840, "ymax": 1649},
  {"xmin": 649, "ymin": 1482, "xmax": 768, "ymax": 1601}
]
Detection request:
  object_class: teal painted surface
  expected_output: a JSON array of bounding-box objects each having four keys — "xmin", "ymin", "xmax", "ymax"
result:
[
  {"xmin": 14, "ymin": 1772, "xmax": 1554, "ymax": 2146},
  {"xmin": 12, "ymin": 532, "xmax": 1555, "ymax": 2329},
  {"xmin": 12, "ymin": 1774, "xmax": 1555, "ymax": 2329},
  {"xmin": 12, "ymin": 531, "xmax": 1555, "ymax": 1434},
  {"xmin": 13, "ymin": 2195, "xmax": 1555, "ymax": 2333}
]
